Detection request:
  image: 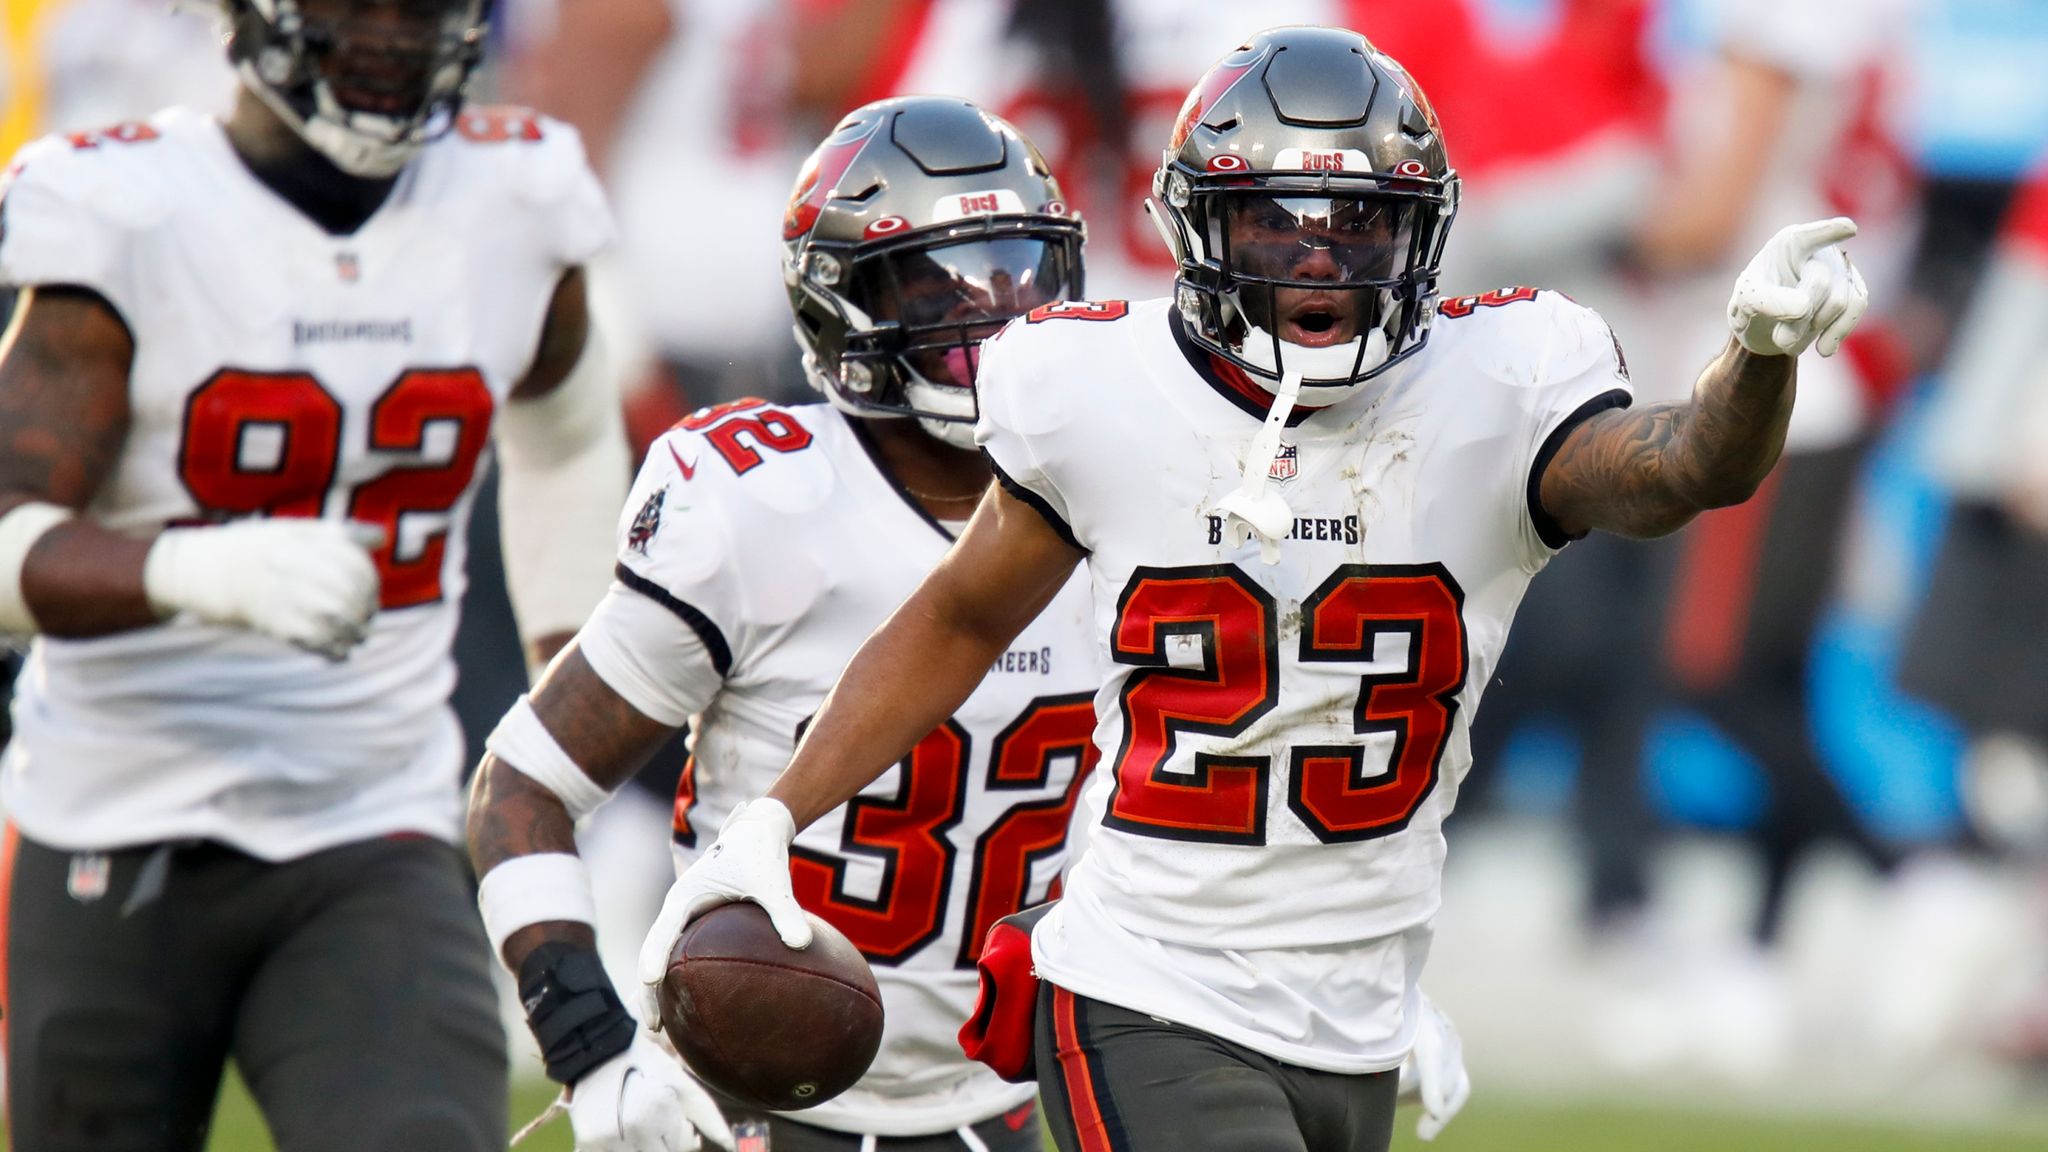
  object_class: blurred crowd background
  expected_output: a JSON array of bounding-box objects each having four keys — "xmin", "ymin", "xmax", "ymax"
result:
[{"xmin": 7, "ymin": 0, "xmax": 2048, "ymax": 1138}]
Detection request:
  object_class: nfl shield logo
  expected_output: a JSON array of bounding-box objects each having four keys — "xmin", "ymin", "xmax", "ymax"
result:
[
  {"xmin": 734, "ymin": 1120, "xmax": 771, "ymax": 1152},
  {"xmin": 336, "ymin": 251, "xmax": 360, "ymax": 282},
  {"xmin": 1268, "ymin": 443, "xmax": 1299, "ymax": 483},
  {"xmin": 67, "ymin": 853, "xmax": 110, "ymax": 903}
]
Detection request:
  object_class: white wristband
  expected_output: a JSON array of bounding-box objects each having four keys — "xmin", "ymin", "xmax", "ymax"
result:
[
  {"xmin": 486, "ymin": 695, "xmax": 612, "ymax": 820},
  {"xmin": 0, "ymin": 501, "xmax": 74, "ymax": 634},
  {"xmin": 477, "ymin": 852, "xmax": 599, "ymax": 960}
]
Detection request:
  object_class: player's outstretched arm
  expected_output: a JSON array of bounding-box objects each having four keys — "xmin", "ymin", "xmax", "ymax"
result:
[
  {"xmin": 769, "ymin": 482, "xmax": 1087, "ymax": 828},
  {"xmin": 468, "ymin": 644, "xmax": 736, "ymax": 1152},
  {"xmin": 634, "ymin": 483, "xmax": 1083, "ymax": 994},
  {"xmin": 1540, "ymin": 218, "xmax": 1868, "ymax": 540},
  {"xmin": 0, "ymin": 287, "xmax": 383, "ymax": 655}
]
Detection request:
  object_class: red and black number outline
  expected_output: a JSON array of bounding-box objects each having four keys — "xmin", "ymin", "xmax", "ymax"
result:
[
  {"xmin": 671, "ymin": 752, "xmax": 701, "ymax": 848},
  {"xmin": 345, "ymin": 367, "xmax": 495, "ymax": 609},
  {"xmin": 675, "ymin": 397, "xmax": 815, "ymax": 475},
  {"xmin": 1293, "ymin": 563, "xmax": 1467, "ymax": 842},
  {"xmin": 177, "ymin": 369, "xmax": 342, "ymax": 520},
  {"xmin": 1025, "ymin": 300, "xmax": 1130, "ymax": 325},
  {"xmin": 176, "ymin": 366, "xmax": 495, "ymax": 609},
  {"xmin": 65, "ymin": 121, "xmax": 158, "ymax": 150},
  {"xmin": 1103, "ymin": 565, "xmax": 1277, "ymax": 846},
  {"xmin": 456, "ymin": 105, "xmax": 545, "ymax": 144},
  {"xmin": 789, "ymin": 720, "xmax": 970, "ymax": 965},
  {"xmin": 956, "ymin": 692, "xmax": 1099, "ymax": 966},
  {"xmin": 1437, "ymin": 286, "xmax": 1540, "ymax": 319}
]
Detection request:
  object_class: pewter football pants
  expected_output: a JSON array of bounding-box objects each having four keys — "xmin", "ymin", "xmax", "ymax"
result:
[
  {"xmin": 1, "ymin": 834, "xmax": 506, "ymax": 1152},
  {"xmin": 1034, "ymin": 984, "xmax": 1399, "ymax": 1152}
]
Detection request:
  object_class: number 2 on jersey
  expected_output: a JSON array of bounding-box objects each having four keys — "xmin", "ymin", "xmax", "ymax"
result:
[
  {"xmin": 1105, "ymin": 563, "xmax": 1467, "ymax": 845},
  {"xmin": 788, "ymin": 693, "xmax": 1099, "ymax": 967},
  {"xmin": 178, "ymin": 367, "xmax": 494, "ymax": 609}
]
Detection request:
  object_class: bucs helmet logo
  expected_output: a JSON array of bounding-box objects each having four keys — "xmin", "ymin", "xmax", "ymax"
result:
[{"xmin": 784, "ymin": 120, "xmax": 882, "ymax": 240}]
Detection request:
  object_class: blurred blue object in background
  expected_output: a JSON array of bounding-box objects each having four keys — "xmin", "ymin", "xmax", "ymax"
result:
[{"xmin": 1909, "ymin": 0, "xmax": 2048, "ymax": 179}]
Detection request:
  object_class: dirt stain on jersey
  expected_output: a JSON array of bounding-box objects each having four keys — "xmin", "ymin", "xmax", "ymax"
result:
[{"xmin": 1278, "ymin": 601, "xmax": 1304, "ymax": 642}]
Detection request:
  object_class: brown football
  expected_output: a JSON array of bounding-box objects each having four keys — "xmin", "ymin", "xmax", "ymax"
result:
[{"xmin": 658, "ymin": 903, "xmax": 884, "ymax": 1111}]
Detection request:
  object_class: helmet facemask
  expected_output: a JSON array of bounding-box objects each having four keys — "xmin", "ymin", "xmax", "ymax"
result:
[
  {"xmin": 1163, "ymin": 165, "xmax": 1456, "ymax": 403},
  {"xmin": 828, "ymin": 227, "xmax": 1081, "ymax": 447},
  {"xmin": 227, "ymin": 0, "xmax": 489, "ymax": 178}
]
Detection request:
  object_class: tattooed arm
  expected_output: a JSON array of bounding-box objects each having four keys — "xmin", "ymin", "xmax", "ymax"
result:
[
  {"xmin": 1539, "ymin": 336, "xmax": 1794, "ymax": 539},
  {"xmin": 467, "ymin": 644, "xmax": 677, "ymax": 967},
  {"xmin": 0, "ymin": 286, "xmax": 155, "ymax": 634}
]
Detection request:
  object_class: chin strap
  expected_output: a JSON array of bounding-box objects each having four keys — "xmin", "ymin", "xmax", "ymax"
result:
[{"xmin": 1214, "ymin": 369, "xmax": 1302, "ymax": 565}]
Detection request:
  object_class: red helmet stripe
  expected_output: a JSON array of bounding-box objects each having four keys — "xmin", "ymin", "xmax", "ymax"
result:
[
  {"xmin": 783, "ymin": 123, "xmax": 880, "ymax": 241},
  {"xmin": 1170, "ymin": 59, "xmax": 1259, "ymax": 152}
]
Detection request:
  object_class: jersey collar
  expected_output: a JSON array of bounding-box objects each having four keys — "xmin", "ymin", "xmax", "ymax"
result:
[{"xmin": 1168, "ymin": 309, "xmax": 1328, "ymax": 428}]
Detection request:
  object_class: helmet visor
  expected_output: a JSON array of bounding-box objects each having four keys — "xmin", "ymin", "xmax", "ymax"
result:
[
  {"xmin": 1216, "ymin": 194, "xmax": 1419, "ymax": 346},
  {"xmin": 857, "ymin": 235, "xmax": 1078, "ymax": 388},
  {"xmin": 1221, "ymin": 195, "xmax": 1417, "ymax": 286}
]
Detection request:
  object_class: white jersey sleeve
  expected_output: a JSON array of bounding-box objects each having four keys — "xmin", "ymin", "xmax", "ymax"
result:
[
  {"xmin": 575, "ymin": 428, "xmax": 736, "ymax": 727},
  {"xmin": 0, "ymin": 126, "xmax": 167, "ymax": 321},
  {"xmin": 974, "ymin": 314, "xmax": 1085, "ymax": 549},
  {"xmin": 466, "ymin": 108, "xmax": 615, "ymax": 272},
  {"xmin": 1449, "ymin": 289, "xmax": 1635, "ymax": 570}
]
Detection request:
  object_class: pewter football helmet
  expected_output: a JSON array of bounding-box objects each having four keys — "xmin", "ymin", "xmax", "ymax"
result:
[
  {"xmin": 1151, "ymin": 26, "xmax": 1458, "ymax": 405},
  {"xmin": 784, "ymin": 97, "xmax": 1085, "ymax": 448}
]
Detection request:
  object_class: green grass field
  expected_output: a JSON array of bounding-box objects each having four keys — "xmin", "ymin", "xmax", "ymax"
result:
[{"xmin": 10, "ymin": 1072, "xmax": 2041, "ymax": 1152}]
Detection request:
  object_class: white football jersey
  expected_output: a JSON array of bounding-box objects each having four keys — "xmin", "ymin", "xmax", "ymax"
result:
[
  {"xmin": 0, "ymin": 105, "xmax": 611, "ymax": 860},
  {"xmin": 574, "ymin": 401, "xmax": 1099, "ymax": 1136},
  {"xmin": 976, "ymin": 292, "xmax": 1633, "ymax": 1072}
]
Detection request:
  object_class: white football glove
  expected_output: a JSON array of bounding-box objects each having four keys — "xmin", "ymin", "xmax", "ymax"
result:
[
  {"xmin": 1726, "ymin": 217, "xmax": 1870, "ymax": 359},
  {"xmin": 566, "ymin": 1030, "xmax": 736, "ymax": 1152},
  {"xmin": 1397, "ymin": 993, "xmax": 1471, "ymax": 1142},
  {"xmin": 636, "ymin": 799, "xmax": 813, "ymax": 1026},
  {"xmin": 143, "ymin": 518, "xmax": 384, "ymax": 660}
]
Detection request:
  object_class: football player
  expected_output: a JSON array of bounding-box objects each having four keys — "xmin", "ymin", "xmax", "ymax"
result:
[
  {"xmin": 640, "ymin": 26, "xmax": 1869, "ymax": 1152},
  {"xmin": 0, "ymin": 1, "xmax": 627, "ymax": 1149},
  {"xmin": 466, "ymin": 96, "xmax": 1095, "ymax": 1152}
]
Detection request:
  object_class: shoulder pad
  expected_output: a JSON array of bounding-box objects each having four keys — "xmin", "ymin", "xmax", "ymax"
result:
[
  {"xmin": 1436, "ymin": 288, "xmax": 1620, "ymax": 389},
  {"xmin": 978, "ymin": 301, "xmax": 1157, "ymax": 443},
  {"xmin": 444, "ymin": 107, "xmax": 593, "ymax": 207},
  {"xmin": 434, "ymin": 107, "xmax": 612, "ymax": 266},
  {"xmin": 4, "ymin": 118, "xmax": 179, "ymax": 233},
  {"xmin": 1022, "ymin": 299, "xmax": 1134, "ymax": 325},
  {"xmin": 985, "ymin": 298, "xmax": 1146, "ymax": 367},
  {"xmin": 656, "ymin": 399, "xmax": 843, "ymax": 517}
]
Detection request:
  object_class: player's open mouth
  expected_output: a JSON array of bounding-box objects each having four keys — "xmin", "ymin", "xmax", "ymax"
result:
[{"xmin": 1280, "ymin": 298, "xmax": 1353, "ymax": 347}]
